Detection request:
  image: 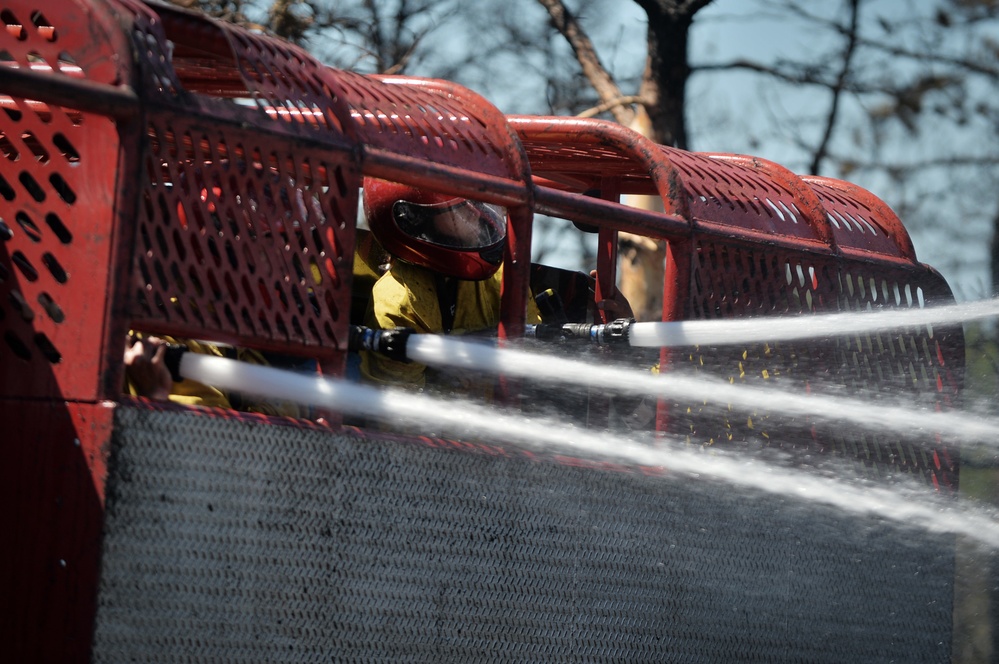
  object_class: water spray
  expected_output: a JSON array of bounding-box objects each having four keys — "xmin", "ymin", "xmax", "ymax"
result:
[
  {"xmin": 532, "ymin": 297, "xmax": 999, "ymax": 349},
  {"xmin": 156, "ymin": 349, "xmax": 999, "ymax": 550},
  {"xmin": 151, "ymin": 295, "xmax": 999, "ymax": 542},
  {"xmin": 343, "ymin": 298, "xmax": 999, "ymax": 451},
  {"xmin": 354, "ymin": 298, "xmax": 999, "ymax": 360}
]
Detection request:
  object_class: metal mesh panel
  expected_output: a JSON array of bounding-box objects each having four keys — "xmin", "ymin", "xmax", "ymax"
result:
[
  {"xmin": 121, "ymin": 0, "xmax": 351, "ymax": 136},
  {"xmin": 332, "ymin": 71, "xmax": 526, "ymax": 178},
  {"xmin": 666, "ymin": 149, "xmax": 829, "ymax": 242},
  {"xmin": 673, "ymin": 237, "xmax": 962, "ymax": 489},
  {"xmin": 129, "ymin": 113, "xmax": 356, "ymax": 356},
  {"xmin": 94, "ymin": 405, "xmax": 954, "ymax": 662},
  {"xmin": 805, "ymin": 175, "xmax": 916, "ymax": 259},
  {"xmin": 0, "ymin": 3, "xmax": 124, "ymax": 400},
  {"xmin": 112, "ymin": 0, "xmax": 361, "ymax": 361}
]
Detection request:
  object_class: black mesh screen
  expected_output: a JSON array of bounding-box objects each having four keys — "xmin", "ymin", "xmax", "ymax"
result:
[{"xmin": 93, "ymin": 405, "xmax": 954, "ymax": 662}]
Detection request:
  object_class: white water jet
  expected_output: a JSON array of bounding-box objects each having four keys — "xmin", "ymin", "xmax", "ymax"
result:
[
  {"xmin": 407, "ymin": 332, "xmax": 999, "ymax": 454},
  {"xmin": 625, "ymin": 297, "xmax": 999, "ymax": 347},
  {"xmin": 179, "ymin": 352, "xmax": 999, "ymax": 550}
]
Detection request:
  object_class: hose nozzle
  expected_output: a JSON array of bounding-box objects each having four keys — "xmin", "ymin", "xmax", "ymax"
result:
[
  {"xmin": 525, "ymin": 317, "xmax": 635, "ymax": 346},
  {"xmin": 163, "ymin": 342, "xmax": 188, "ymax": 382},
  {"xmin": 349, "ymin": 325, "xmax": 414, "ymax": 362}
]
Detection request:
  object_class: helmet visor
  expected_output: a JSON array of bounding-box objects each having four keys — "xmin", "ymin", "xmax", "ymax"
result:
[{"xmin": 392, "ymin": 198, "xmax": 506, "ymax": 250}]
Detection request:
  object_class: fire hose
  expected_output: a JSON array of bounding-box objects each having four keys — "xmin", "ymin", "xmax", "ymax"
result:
[
  {"xmin": 347, "ymin": 294, "xmax": 999, "ymax": 362},
  {"xmin": 347, "ymin": 319, "xmax": 636, "ymax": 363},
  {"xmin": 161, "ymin": 297, "xmax": 999, "ymax": 372},
  {"xmin": 155, "ymin": 320, "xmax": 634, "ymax": 385}
]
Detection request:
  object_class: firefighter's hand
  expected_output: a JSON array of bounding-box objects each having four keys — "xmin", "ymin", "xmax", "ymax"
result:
[
  {"xmin": 590, "ymin": 270, "xmax": 635, "ymax": 320},
  {"xmin": 125, "ymin": 335, "xmax": 173, "ymax": 401}
]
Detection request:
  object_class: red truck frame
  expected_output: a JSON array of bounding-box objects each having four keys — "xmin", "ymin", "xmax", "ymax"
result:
[{"xmin": 0, "ymin": 1, "xmax": 964, "ymax": 660}]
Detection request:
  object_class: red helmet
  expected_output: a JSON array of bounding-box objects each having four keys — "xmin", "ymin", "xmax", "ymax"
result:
[{"xmin": 363, "ymin": 178, "xmax": 507, "ymax": 280}]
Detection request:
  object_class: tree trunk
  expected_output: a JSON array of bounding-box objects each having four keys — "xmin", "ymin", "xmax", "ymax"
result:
[
  {"xmin": 636, "ymin": 1, "xmax": 700, "ymax": 148},
  {"xmin": 619, "ymin": 1, "xmax": 703, "ymax": 320},
  {"xmin": 619, "ymin": 110, "xmax": 666, "ymax": 321}
]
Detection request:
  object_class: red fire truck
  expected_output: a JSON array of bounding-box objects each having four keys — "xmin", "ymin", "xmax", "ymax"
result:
[{"xmin": 1, "ymin": 0, "xmax": 965, "ymax": 661}]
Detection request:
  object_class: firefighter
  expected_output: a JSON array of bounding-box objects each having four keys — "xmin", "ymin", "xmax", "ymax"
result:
[{"xmin": 358, "ymin": 178, "xmax": 543, "ymax": 390}]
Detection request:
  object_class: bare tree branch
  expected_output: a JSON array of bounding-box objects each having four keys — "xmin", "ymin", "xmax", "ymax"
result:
[
  {"xmin": 829, "ymin": 154, "xmax": 999, "ymax": 174},
  {"xmin": 577, "ymin": 94, "xmax": 650, "ymax": 119},
  {"xmin": 810, "ymin": 0, "xmax": 860, "ymax": 174},
  {"xmin": 775, "ymin": 0, "xmax": 999, "ymax": 79},
  {"xmin": 268, "ymin": 0, "xmax": 310, "ymax": 43},
  {"xmin": 535, "ymin": 0, "xmax": 637, "ymax": 126}
]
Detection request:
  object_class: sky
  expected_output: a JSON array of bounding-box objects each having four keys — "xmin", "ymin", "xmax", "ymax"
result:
[
  {"xmin": 686, "ymin": 2, "xmax": 999, "ymax": 300},
  {"xmin": 297, "ymin": 0, "xmax": 999, "ymax": 300},
  {"xmin": 705, "ymin": 4, "xmax": 991, "ymax": 299}
]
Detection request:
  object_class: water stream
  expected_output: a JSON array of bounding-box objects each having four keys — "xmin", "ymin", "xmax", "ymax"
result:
[
  {"xmin": 624, "ymin": 296, "xmax": 999, "ymax": 347},
  {"xmin": 408, "ymin": 299, "xmax": 999, "ymax": 454},
  {"xmin": 180, "ymin": 305, "xmax": 999, "ymax": 550}
]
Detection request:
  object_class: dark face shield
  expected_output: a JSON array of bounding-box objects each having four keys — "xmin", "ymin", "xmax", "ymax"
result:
[{"xmin": 392, "ymin": 198, "xmax": 507, "ymax": 250}]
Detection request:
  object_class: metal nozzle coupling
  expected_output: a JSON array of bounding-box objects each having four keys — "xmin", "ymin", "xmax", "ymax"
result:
[
  {"xmin": 348, "ymin": 325, "xmax": 414, "ymax": 362},
  {"xmin": 163, "ymin": 342, "xmax": 188, "ymax": 382},
  {"xmin": 525, "ymin": 318, "xmax": 635, "ymax": 345},
  {"xmin": 599, "ymin": 317, "xmax": 635, "ymax": 345}
]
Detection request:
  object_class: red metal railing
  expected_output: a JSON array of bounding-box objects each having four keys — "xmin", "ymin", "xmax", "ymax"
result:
[
  {"xmin": 0, "ymin": 0, "xmax": 964, "ymax": 660},
  {"xmin": 508, "ymin": 114, "xmax": 961, "ymax": 490}
]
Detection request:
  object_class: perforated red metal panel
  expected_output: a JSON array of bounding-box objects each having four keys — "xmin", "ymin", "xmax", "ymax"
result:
[
  {"xmin": 121, "ymin": 0, "xmax": 353, "ymax": 137},
  {"xmin": 803, "ymin": 174, "xmax": 917, "ymax": 262},
  {"xmin": 333, "ymin": 72, "xmax": 530, "ymax": 183},
  {"xmin": 668, "ymin": 149, "xmax": 832, "ymax": 246},
  {"xmin": 1, "ymin": 4, "xmax": 140, "ymax": 660},
  {"xmin": 116, "ymin": 1, "xmax": 360, "ymax": 364},
  {"xmin": 128, "ymin": 113, "xmax": 357, "ymax": 356},
  {"xmin": 508, "ymin": 115, "xmax": 962, "ymax": 488},
  {"xmin": 0, "ymin": 1, "xmax": 130, "ymax": 401}
]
